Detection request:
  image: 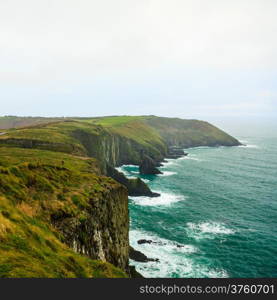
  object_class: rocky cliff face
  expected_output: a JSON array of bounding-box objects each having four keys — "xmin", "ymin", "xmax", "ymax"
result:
[
  {"xmin": 51, "ymin": 182, "xmax": 129, "ymax": 272},
  {"xmin": 139, "ymin": 155, "xmax": 162, "ymax": 175},
  {"xmin": 72, "ymin": 128, "xmax": 165, "ymax": 168}
]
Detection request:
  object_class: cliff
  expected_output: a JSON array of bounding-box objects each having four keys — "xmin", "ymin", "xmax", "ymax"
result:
[
  {"xmin": 142, "ymin": 116, "xmax": 241, "ymax": 147},
  {"xmin": 0, "ymin": 115, "xmax": 241, "ymax": 278},
  {"xmin": 0, "ymin": 116, "xmax": 240, "ymax": 164},
  {"xmin": 0, "ymin": 149, "xmax": 129, "ymax": 277}
]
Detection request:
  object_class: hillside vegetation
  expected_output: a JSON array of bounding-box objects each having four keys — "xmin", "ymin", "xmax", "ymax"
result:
[
  {"xmin": 0, "ymin": 148, "xmax": 128, "ymax": 278},
  {"xmin": 0, "ymin": 116, "xmax": 63, "ymax": 130}
]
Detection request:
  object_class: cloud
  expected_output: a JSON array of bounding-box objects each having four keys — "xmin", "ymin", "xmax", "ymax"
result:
[
  {"xmin": 1, "ymin": 0, "xmax": 276, "ymax": 79},
  {"xmin": 0, "ymin": 0, "xmax": 276, "ymax": 118}
]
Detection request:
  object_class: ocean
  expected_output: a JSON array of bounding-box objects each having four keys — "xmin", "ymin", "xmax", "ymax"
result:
[{"xmin": 119, "ymin": 123, "xmax": 277, "ymax": 278}]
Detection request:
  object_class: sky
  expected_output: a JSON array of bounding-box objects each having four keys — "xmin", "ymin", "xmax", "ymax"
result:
[{"xmin": 0, "ymin": 0, "xmax": 276, "ymax": 124}]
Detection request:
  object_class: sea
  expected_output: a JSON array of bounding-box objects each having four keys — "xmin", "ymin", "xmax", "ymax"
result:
[{"xmin": 118, "ymin": 121, "xmax": 277, "ymax": 278}]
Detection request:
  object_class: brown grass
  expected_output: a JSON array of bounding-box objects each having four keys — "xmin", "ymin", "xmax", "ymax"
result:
[
  {"xmin": 16, "ymin": 202, "xmax": 38, "ymax": 217},
  {"xmin": 0, "ymin": 214, "xmax": 15, "ymax": 239}
]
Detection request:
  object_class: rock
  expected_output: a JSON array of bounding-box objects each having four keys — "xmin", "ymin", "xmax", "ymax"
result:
[
  {"xmin": 139, "ymin": 155, "xmax": 162, "ymax": 175},
  {"xmin": 137, "ymin": 239, "xmax": 153, "ymax": 245},
  {"xmin": 165, "ymin": 146, "xmax": 188, "ymax": 159},
  {"xmin": 129, "ymin": 246, "xmax": 159, "ymax": 263},
  {"xmin": 150, "ymin": 192, "xmax": 161, "ymax": 197},
  {"xmin": 51, "ymin": 180, "xmax": 130, "ymax": 273},
  {"xmin": 137, "ymin": 239, "xmax": 166, "ymax": 246},
  {"xmin": 128, "ymin": 178, "xmax": 160, "ymax": 197},
  {"xmin": 155, "ymin": 162, "xmax": 163, "ymax": 167},
  {"xmin": 106, "ymin": 164, "xmax": 160, "ymax": 197},
  {"xmin": 129, "ymin": 266, "xmax": 144, "ymax": 278}
]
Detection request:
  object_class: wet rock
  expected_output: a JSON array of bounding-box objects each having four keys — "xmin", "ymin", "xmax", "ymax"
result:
[
  {"xmin": 106, "ymin": 164, "xmax": 160, "ymax": 197},
  {"xmin": 137, "ymin": 239, "xmax": 166, "ymax": 246},
  {"xmin": 137, "ymin": 239, "xmax": 153, "ymax": 245},
  {"xmin": 129, "ymin": 266, "xmax": 144, "ymax": 278},
  {"xmin": 129, "ymin": 246, "xmax": 159, "ymax": 263},
  {"xmin": 165, "ymin": 146, "xmax": 188, "ymax": 159},
  {"xmin": 139, "ymin": 155, "xmax": 162, "ymax": 175}
]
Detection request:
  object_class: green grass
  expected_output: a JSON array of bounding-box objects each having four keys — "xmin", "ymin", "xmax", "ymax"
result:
[
  {"xmin": 0, "ymin": 150, "xmax": 127, "ymax": 278},
  {"xmin": 0, "ymin": 116, "xmax": 63, "ymax": 130},
  {"xmin": 0, "ymin": 147, "xmax": 99, "ymax": 173},
  {"xmin": 84, "ymin": 115, "xmax": 145, "ymax": 127}
]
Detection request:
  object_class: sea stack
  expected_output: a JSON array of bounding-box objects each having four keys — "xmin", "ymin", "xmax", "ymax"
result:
[{"xmin": 139, "ymin": 155, "xmax": 162, "ymax": 175}]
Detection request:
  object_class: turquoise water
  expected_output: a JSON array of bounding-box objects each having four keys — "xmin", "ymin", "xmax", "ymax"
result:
[{"xmin": 121, "ymin": 130, "xmax": 277, "ymax": 278}]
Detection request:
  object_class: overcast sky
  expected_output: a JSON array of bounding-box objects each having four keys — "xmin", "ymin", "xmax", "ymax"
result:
[{"xmin": 0, "ymin": 0, "xmax": 276, "ymax": 123}]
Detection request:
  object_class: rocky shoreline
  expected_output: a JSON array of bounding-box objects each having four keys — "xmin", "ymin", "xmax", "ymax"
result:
[{"xmin": 123, "ymin": 146, "xmax": 189, "ymax": 274}]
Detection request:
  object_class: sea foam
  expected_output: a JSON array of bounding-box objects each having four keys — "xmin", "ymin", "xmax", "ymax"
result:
[
  {"xmin": 130, "ymin": 192, "xmax": 186, "ymax": 207},
  {"xmin": 115, "ymin": 164, "xmax": 140, "ymax": 177},
  {"xmin": 238, "ymin": 144, "xmax": 259, "ymax": 149},
  {"xmin": 158, "ymin": 171, "xmax": 177, "ymax": 177},
  {"xmin": 186, "ymin": 221, "xmax": 235, "ymax": 240},
  {"xmin": 129, "ymin": 229, "xmax": 228, "ymax": 278}
]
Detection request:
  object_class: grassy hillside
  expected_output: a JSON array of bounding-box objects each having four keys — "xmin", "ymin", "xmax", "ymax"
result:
[
  {"xmin": 0, "ymin": 147, "xmax": 128, "ymax": 278},
  {"xmin": 142, "ymin": 116, "xmax": 240, "ymax": 147},
  {"xmin": 0, "ymin": 116, "xmax": 63, "ymax": 130},
  {"xmin": 0, "ymin": 118, "xmax": 168, "ymax": 165},
  {"xmin": 0, "ymin": 115, "xmax": 240, "ymax": 150}
]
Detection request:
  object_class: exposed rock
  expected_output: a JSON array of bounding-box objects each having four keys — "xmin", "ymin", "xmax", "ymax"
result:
[
  {"xmin": 165, "ymin": 146, "xmax": 188, "ymax": 159},
  {"xmin": 137, "ymin": 239, "xmax": 153, "ymax": 245},
  {"xmin": 129, "ymin": 246, "xmax": 159, "ymax": 263},
  {"xmin": 139, "ymin": 155, "xmax": 162, "ymax": 175},
  {"xmin": 137, "ymin": 239, "xmax": 166, "ymax": 246},
  {"xmin": 129, "ymin": 266, "xmax": 144, "ymax": 278},
  {"xmin": 137, "ymin": 239, "xmax": 184, "ymax": 248},
  {"xmin": 52, "ymin": 183, "xmax": 130, "ymax": 272},
  {"xmin": 106, "ymin": 164, "xmax": 160, "ymax": 197},
  {"xmin": 128, "ymin": 178, "xmax": 160, "ymax": 197}
]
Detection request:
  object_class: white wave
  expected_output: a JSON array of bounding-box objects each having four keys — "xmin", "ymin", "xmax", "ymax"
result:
[
  {"xmin": 238, "ymin": 144, "xmax": 259, "ymax": 149},
  {"xmin": 115, "ymin": 166, "xmax": 130, "ymax": 176},
  {"xmin": 238, "ymin": 140, "xmax": 248, "ymax": 144},
  {"xmin": 160, "ymin": 160, "xmax": 177, "ymax": 168},
  {"xmin": 121, "ymin": 164, "xmax": 139, "ymax": 168},
  {"xmin": 129, "ymin": 229, "xmax": 228, "ymax": 278},
  {"xmin": 185, "ymin": 156, "xmax": 202, "ymax": 161},
  {"xmin": 158, "ymin": 171, "xmax": 177, "ymax": 177},
  {"xmin": 130, "ymin": 192, "xmax": 186, "ymax": 207},
  {"xmin": 186, "ymin": 222, "xmax": 235, "ymax": 240},
  {"xmin": 141, "ymin": 178, "xmax": 150, "ymax": 183},
  {"xmin": 176, "ymin": 155, "xmax": 191, "ymax": 161},
  {"xmin": 115, "ymin": 164, "xmax": 140, "ymax": 178},
  {"xmin": 184, "ymin": 146, "xmax": 211, "ymax": 150},
  {"xmin": 127, "ymin": 175, "xmax": 139, "ymax": 179}
]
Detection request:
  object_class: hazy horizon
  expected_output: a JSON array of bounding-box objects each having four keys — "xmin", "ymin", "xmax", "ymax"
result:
[{"xmin": 1, "ymin": 0, "xmax": 276, "ymax": 123}]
